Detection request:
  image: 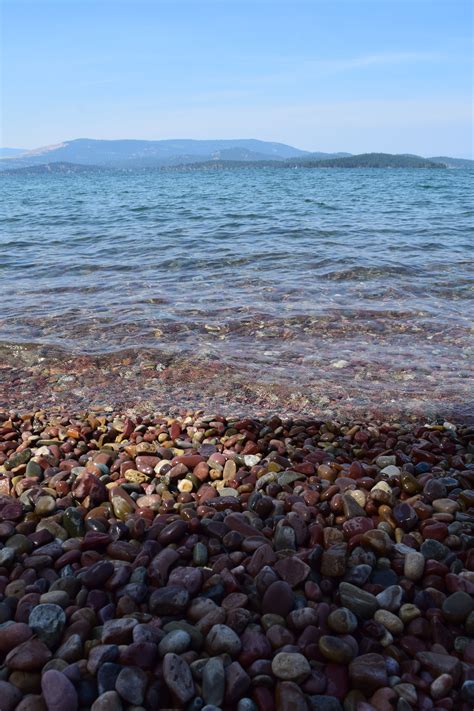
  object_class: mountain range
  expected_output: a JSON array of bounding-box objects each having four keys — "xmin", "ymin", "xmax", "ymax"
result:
[{"xmin": 0, "ymin": 138, "xmax": 472, "ymax": 171}]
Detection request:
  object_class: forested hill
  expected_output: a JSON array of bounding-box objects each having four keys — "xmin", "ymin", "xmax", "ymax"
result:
[
  {"xmin": 293, "ymin": 153, "xmax": 445, "ymax": 168},
  {"xmin": 172, "ymin": 153, "xmax": 447, "ymax": 170}
]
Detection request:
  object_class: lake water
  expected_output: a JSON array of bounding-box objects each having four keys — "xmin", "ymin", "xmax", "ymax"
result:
[{"xmin": 1, "ymin": 167, "xmax": 473, "ymax": 420}]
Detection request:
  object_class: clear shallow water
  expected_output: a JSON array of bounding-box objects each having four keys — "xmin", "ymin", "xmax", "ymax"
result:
[{"xmin": 0, "ymin": 167, "xmax": 473, "ymax": 419}]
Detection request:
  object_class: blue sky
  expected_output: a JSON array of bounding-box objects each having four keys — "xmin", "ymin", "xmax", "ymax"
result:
[{"xmin": 1, "ymin": 0, "xmax": 472, "ymax": 156}]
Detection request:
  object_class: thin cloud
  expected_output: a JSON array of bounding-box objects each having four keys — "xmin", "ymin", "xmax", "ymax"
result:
[{"xmin": 308, "ymin": 51, "xmax": 445, "ymax": 73}]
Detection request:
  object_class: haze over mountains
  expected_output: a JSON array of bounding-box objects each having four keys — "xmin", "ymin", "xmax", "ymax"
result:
[{"xmin": 0, "ymin": 138, "xmax": 471, "ymax": 171}]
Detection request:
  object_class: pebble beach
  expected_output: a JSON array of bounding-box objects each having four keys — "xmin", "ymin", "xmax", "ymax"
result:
[
  {"xmin": 0, "ymin": 410, "xmax": 473, "ymax": 710},
  {"xmin": 1, "ymin": 166, "xmax": 473, "ymax": 709}
]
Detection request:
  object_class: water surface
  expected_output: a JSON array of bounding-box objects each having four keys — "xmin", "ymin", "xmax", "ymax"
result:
[{"xmin": 1, "ymin": 167, "xmax": 472, "ymax": 420}]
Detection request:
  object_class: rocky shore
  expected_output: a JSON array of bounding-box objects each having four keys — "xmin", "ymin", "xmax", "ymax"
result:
[{"xmin": 0, "ymin": 410, "xmax": 473, "ymax": 711}]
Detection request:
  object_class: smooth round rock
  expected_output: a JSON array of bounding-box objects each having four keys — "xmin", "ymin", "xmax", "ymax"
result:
[
  {"xmin": 271, "ymin": 652, "xmax": 311, "ymax": 682},
  {"xmin": 327, "ymin": 607, "xmax": 358, "ymax": 634},
  {"xmin": 202, "ymin": 657, "xmax": 225, "ymax": 706},
  {"xmin": 349, "ymin": 653, "xmax": 388, "ymax": 692},
  {"xmin": 442, "ymin": 591, "xmax": 474, "ymax": 623},
  {"xmin": 41, "ymin": 670, "xmax": 78, "ymax": 711},
  {"xmin": 261, "ymin": 581, "xmax": 294, "ymax": 617},
  {"xmin": 91, "ymin": 691, "xmax": 123, "ymax": 711},
  {"xmin": 319, "ymin": 636, "xmax": 354, "ymax": 663},
  {"xmin": 162, "ymin": 653, "xmax": 195, "ymax": 704},
  {"xmin": 205, "ymin": 624, "xmax": 242, "ymax": 655},
  {"xmin": 403, "ymin": 551, "xmax": 425, "ymax": 582},
  {"xmin": 0, "ymin": 680, "xmax": 23, "ymax": 711},
  {"xmin": 115, "ymin": 666, "xmax": 148, "ymax": 705},
  {"xmin": 158, "ymin": 629, "xmax": 191, "ymax": 656}
]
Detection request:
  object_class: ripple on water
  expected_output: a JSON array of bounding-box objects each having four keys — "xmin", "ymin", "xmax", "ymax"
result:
[{"xmin": 0, "ymin": 166, "xmax": 473, "ymax": 416}]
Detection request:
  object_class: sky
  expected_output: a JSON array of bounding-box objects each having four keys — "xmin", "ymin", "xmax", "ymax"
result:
[{"xmin": 1, "ymin": 0, "xmax": 473, "ymax": 156}]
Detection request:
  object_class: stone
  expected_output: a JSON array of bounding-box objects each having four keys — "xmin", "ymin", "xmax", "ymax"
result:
[
  {"xmin": 327, "ymin": 607, "xmax": 358, "ymax": 634},
  {"xmin": 41, "ymin": 670, "xmax": 78, "ymax": 711},
  {"xmin": 403, "ymin": 551, "xmax": 425, "ymax": 581},
  {"xmin": 430, "ymin": 673, "xmax": 453, "ymax": 700},
  {"xmin": 271, "ymin": 652, "xmax": 311, "ymax": 682},
  {"xmin": 420, "ymin": 539, "xmax": 448, "ymax": 560},
  {"xmin": 102, "ymin": 618, "xmax": 137, "ymax": 644},
  {"xmin": 149, "ymin": 586, "xmax": 190, "ymax": 615},
  {"xmin": 261, "ymin": 580, "xmax": 294, "ymax": 617},
  {"xmin": 379, "ymin": 465, "xmax": 400, "ymax": 477},
  {"xmin": 0, "ymin": 680, "xmax": 23, "ymax": 711},
  {"xmin": 15, "ymin": 694, "xmax": 48, "ymax": 711},
  {"xmin": 0, "ymin": 622, "xmax": 33, "ymax": 654},
  {"xmin": 393, "ymin": 683, "xmax": 417, "ymax": 705},
  {"xmin": 86, "ymin": 645, "xmax": 119, "ymax": 675},
  {"xmin": 168, "ymin": 566, "xmax": 202, "ymax": 595},
  {"xmin": 307, "ymin": 696, "xmax": 342, "ymax": 711},
  {"xmin": 206, "ymin": 624, "xmax": 241, "ymax": 655},
  {"xmin": 376, "ymin": 585, "xmax": 403, "ymax": 612},
  {"xmin": 342, "ymin": 493, "xmax": 367, "ymax": 518},
  {"xmin": 339, "ymin": 582, "xmax": 378, "ymax": 619},
  {"xmin": 97, "ymin": 662, "xmax": 122, "ymax": 695},
  {"xmin": 115, "ymin": 666, "xmax": 148, "ymax": 705},
  {"xmin": 5, "ymin": 639, "xmax": 52, "ymax": 670},
  {"xmin": 349, "ymin": 653, "xmax": 388, "ymax": 692},
  {"xmin": 432, "ymin": 497, "xmax": 458, "ymax": 514},
  {"xmin": 392, "ymin": 503, "xmax": 418, "ymax": 532},
  {"xmin": 91, "ymin": 691, "xmax": 123, "ymax": 711},
  {"xmin": 162, "ymin": 653, "xmax": 195, "ymax": 704},
  {"xmin": 158, "ymin": 519, "xmax": 188, "ymax": 545},
  {"xmin": 374, "ymin": 610, "xmax": 403, "ymax": 635},
  {"xmin": 158, "ymin": 629, "xmax": 191, "ymax": 656},
  {"xmin": 82, "ymin": 560, "xmax": 114, "ymax": 588},
  {"xmin": 415, "ymin": 651, "xmax": 461, "ymax": 681},
  {"xmin": 442, "ymin": 591, "xmax": 473, "ymax": 623},
  {"xmin": 274, "ymin": 556, "xmax": 310, "ymax": 587},
  {"xmin": 319, "ymin": 635, "xmax": 354, "ymax": 663},
  {"xmin": 28, "ymin": 605, "xmax": 66, "ymax": 649},
  {"xmin": 321, "ymin": 545, "xmax": 347, "ymax": 577},
  {"xmin": 202, "ymin": 657, "xmax": 225, "ymax": 706},
  {"xmin": 225, "ymin": 661, "xmax": 251, "ymax": 704},
  {"xmin": 461, "ymin": 680, "xmax": 474, "ymax": 704},
  {"xmin": 276, "ymin": 681, "xmax": 309, "ymax": 710},
  {"xmin": 55, "ymin": 634, "xmax": 83, "ymax": 663}
]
